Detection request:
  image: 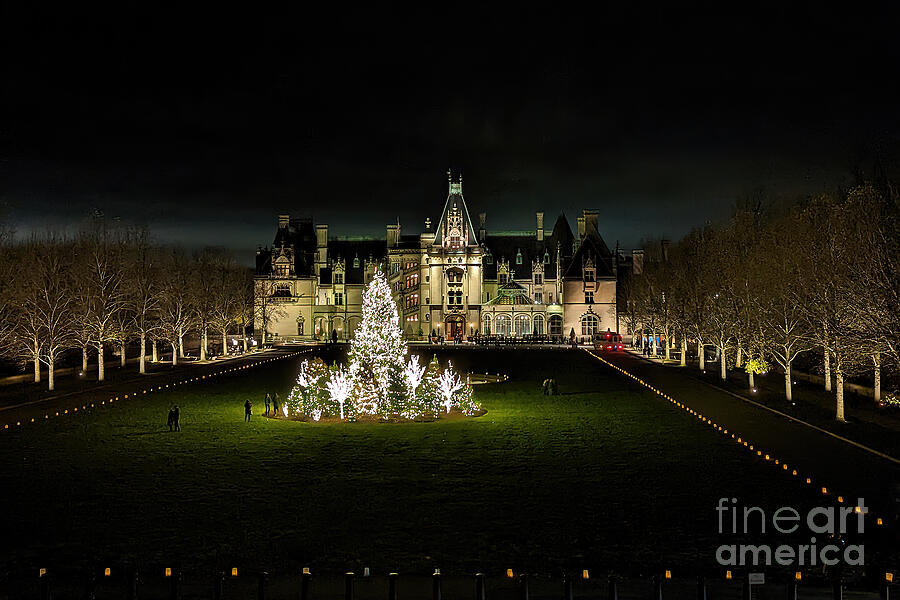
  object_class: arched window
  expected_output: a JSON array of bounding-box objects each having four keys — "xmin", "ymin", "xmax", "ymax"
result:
[
  {"xmin": 581, "ymin": 314, "xmax": 599, "ymax": 336},
  {"xmin": 514, "ymin": 314, "xmax": 531, "ymax": 337},
  {"xmin": 495, "ymin": 314, "xmax": 511, "ymax": 336},
  {"xmin": 481, "ymin": 314, "xmax": 492, "ymax": 334},
  {"xmin": 533, "ymin": 314, "xmax": 545, "ymax": 335},
  {"xmin": 549, "ymin": 315, "xmax": 563, "ymax": 336},
  {"xmin": 544, "ymin": 250, "xmax": 550, "ymax": 264}
]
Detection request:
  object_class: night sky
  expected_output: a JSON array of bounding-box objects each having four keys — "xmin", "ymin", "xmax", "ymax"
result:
[{"xmin": 5, "ymin": 4, "xmax": 900, "ymax": 262}]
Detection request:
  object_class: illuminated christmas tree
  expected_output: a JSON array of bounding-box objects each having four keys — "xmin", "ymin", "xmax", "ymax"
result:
[{"xmin": 347, "ymin": 269, "xmax": 407, "ymax": 413}]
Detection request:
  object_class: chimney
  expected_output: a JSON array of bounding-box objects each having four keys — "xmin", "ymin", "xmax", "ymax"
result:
[
  {"xmin": 577, "ymin": 216, "xmax": 585, "ymax": 238},
  {"xmin": 536, "ymin": 212, "xmax": 544, "ymax": 241},
  {"xmin": 278, "ymin": 214, "xmax": 290, "ymax": 228},
  {"xmin": 315, "ymin": 224, "xmax": 328, "ymax": 266},
  {"xmin": 386, "ymin": 224, "xmax": 400, "ymax": 248},
  {"xmin": 632, "ymin": 250, "xmax": 644, "ymax": 275},
  {"xmin": 583, "ymin": 209, "xmax": 598, "ymax": 235}
]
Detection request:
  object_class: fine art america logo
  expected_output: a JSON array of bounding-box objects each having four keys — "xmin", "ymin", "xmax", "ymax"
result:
[{"xmin": 715, "ymin": 498, "xmax": 866, "ymax": 567}]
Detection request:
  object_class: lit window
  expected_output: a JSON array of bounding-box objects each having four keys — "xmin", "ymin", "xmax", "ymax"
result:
[
  {"xmin": 585, "ymin": 291, "xmax": 594, "ymax": 304},
  {"xmin": 534, "ymin": 291, "xmax": 542, "ymax": 304},
  {"xmin": 514, "ymin": 314, "xmax": 531, "ymax": 336},
  {"xmin": 549, "ymin": 315, "xmax": 563, "ymax": 335},
  {"xmin": 353, "ymin": 257, "xmax": 360, "ymax": 268},
  {"xmin": 544, "ymin": 251, "xmax": 550, "ymax": 264},
  {"xmin": 516, "ymin": 250, "xmax": 523, "ymax": 264},
  {"xmin": 533, "ymin": 314, "xmax": 545, "ymax": 335},
  {"xmin": 584, "ymin": 269, "xmax": 595, "ymax": 282},
  {"xmin": 495, "ymin": 314, "xmax": 511, "ymax": 336},
  {"xmin": 334, "ymin": 272, "xmax": 343, "ymax": 284},
  {"xmin": 581, "ymin": 314, "xmax": 599, "ymax": 336}
]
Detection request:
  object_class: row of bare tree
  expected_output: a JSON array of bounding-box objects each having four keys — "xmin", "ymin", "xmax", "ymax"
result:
[
  {"xmin": 621, "ymin": 183, "xmax": 900, "ymax": 421},
  {"xmin": 0, "ymin": 223, "xmax": 257, "ymax": 391}
]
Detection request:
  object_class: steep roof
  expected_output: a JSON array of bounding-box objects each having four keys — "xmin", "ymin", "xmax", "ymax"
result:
[
  {"xmin": 256, "ymin": 217, "xmax": 318, "ymax": 276},
  {"xmin": 482, "ymin": 213, "xmax": 575, "ymax": 281},
  {"xmin": 564, "ymin": 220, "xmax": 615, "ymax": 279},
  {"xmin": 433, "ymin": 176, "xmax": 478, "ymax": 247}
]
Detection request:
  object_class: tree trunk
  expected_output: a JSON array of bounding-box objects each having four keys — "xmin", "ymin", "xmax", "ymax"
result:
[
  {"xmin": 139, "ymin": 334, "xmax": 146, "ymax": 374},
  {"xmin": 680, "ymin": 337, "xmax": 687, "ymax": 367},
  {"xmin": 823, "ymin": 349, "xmax": 832, "ymax": 392},
  {"xmin": 120, "ymin": 343, "xmax": 126, "ymax": 367},
  {"xmin": 82, "ymin": 345, "xmax": 88, "ymax": 373},
  {"xmin": 33, "ymin": 340, "xmax": 41, "ymax": 383},
  {"xmin": 784, "ymin": 363, "xmax": 793, "ymax": 403},
  {"xmin": 48, "ymin": 359, "xmax": 55, "ymax": 391},
  {"xmin": 874, "ymin": 353, "xmax": 881, "ymax": 403},
  {"xmin": 152, "ymin": 339, "xmax": 158, "ymax": 362},
  {"xmin": 242, "ymin": 325, "xmax": 248, "ymax": 352},
  {"xmin": 200, "ymin": 329, "xmax": 207, "ymax": 361},
  {"xmin": 98, "ymin": 343, "xmax": 105, "ymax": 381},
  {"xmin": 171, "ymin": 343, "xmax": 178, "ymax": 366},
  {"xmin": 664, "ymin": 333, "xmax": 671, "ymax": 361},
  {"xmin": 651, "ymin": 331, "xmax": 658, "ymax": 356},
  {"xmin": 178, "ymin": 326, "xmax": 185, "ymax": 358},
  {"xmin": 719, "ymin": 345, "xmax": 727, "ymax": 381},
  {"xmin": 222, "ymin": 331, "xmax": 228, "ymax": 357},
  {"xmin": 699, "ymin": 342, "xmax": 706, "ymax": 371},
  {"xmin": 748, "ymin": 369, "xmax": 755, "ymax": 390},
  {"xmin": 261, "ymin": 328, "xmax": 267, "ymax": 345},
  {"xmin": 835, "ymin": 369, "xmax": 845, "ymax": 422},
  {"xmin": 735, "ymin": 345, "xmax": 743, "ymax": 369}
]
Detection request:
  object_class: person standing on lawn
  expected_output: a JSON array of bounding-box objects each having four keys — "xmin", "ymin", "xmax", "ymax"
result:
[
  {"xmin": 244, "ymin": 399, "xmax": 252, "ymax": 422},
  {"xmin": 272, "ymin": 392, "xmax": 280, "ymax": 416},
  {"xmin": 264, "ymin": 392, "xmax": 271, "ymax": 415},
  {"xmin": 173, "ymin": 405, "xmax": 181, "ymax": 431}
]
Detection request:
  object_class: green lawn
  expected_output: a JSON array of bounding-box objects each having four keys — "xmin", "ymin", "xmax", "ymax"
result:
[{"xmin": 0, "ymin": 348, "xmax": 870, "ymax": 578}]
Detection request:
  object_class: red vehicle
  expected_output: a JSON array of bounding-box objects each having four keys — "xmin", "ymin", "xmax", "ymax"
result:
[{"xmin": 595, "ymin": 331, "xmax": 624, "ymax": 351}]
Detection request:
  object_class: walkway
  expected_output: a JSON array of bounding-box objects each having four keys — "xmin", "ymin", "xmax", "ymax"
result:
[{"xmin": 588, "ymin": 349, "xmax": 900, "ymax": 527}]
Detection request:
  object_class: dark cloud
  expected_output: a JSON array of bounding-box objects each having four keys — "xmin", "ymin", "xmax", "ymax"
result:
[{"xmin": 5, "ymin": 4, "xmax": 900, "ymax": 261}]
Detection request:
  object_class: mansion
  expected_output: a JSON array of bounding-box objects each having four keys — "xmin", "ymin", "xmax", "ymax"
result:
[{"xmin": 255, "ymin": 173, "xmax": 619, "ymax": 343}]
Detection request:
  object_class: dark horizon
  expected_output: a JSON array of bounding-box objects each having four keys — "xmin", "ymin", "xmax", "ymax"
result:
[{"xmin": 5, "ymin": 4, "xmax": 900, "ymax": 260}]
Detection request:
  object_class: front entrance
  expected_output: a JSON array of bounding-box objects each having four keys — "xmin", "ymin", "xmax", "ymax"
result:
[{"xmin": 445, "ymin": 316, "xmax": 465, "ymax": 340}]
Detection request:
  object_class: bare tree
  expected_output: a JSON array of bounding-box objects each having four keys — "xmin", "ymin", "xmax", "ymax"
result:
[
  {"xmin": 126, "ymin": 229, "xmax": 161, "ymax": 374},
  {"xmin": 78, "ymin": 225, "xmax": 129, "ymax": 382},
  {"xmin": 157, "ymin": 249, "xmax": 193, "ymax": 366}
]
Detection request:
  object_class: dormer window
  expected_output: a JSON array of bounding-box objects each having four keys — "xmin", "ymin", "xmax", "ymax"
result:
[
  {"xmin": 516, "ymin": 250, "xmax": 523, "ymax": 264},
  {"xmin": 334, "ymin": 272, "xmax": 344, "ymax": 284},
  {"xmin": 544, "ymin": 250, "xmax": 550, "ymax": 264},
  {"xmin": 534, "ymin": 273, "xmax": 543, "ymax": 285},
  {"xmin": 353, "ymin": 256, "xmax": 360, "ymax": 268},
  {"xmin": 584, "ymin": 267, "xmax": 595, "ymax": 282},
  {"xmin": 273, "ymin": 257, "xmax": 291, "ymax": 278}
]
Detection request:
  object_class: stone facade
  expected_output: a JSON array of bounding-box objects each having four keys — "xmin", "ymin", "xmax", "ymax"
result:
[{"xmin": 255, "ymin": 173, "xmax": 618, "ymax": 342}]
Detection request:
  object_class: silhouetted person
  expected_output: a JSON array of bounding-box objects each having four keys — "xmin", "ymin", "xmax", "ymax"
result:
[
  {"xmin": 167, "ymin": 408, "xmax": 175, "ymax": 431},
  {"xmin": 550, "ymin": 379, "xmax": 558, "ymax": 395},
  {"xmin": 244, "ymin": 399, "xmax": 252, "ymax": 422},
  {"xmin": 264, "ymin": 392, "xmax": 271, "ymax": 415},
  {"xmin": 272, "ymin": 392, "xmax": 279, "ymax": 415},
  {"xmin": 173, "ymin": 405, "xmax": 181, "ymax": 431},
  {"xmin": 331, "ymin": 329, "xmax": 338, "ymax": 344}
]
